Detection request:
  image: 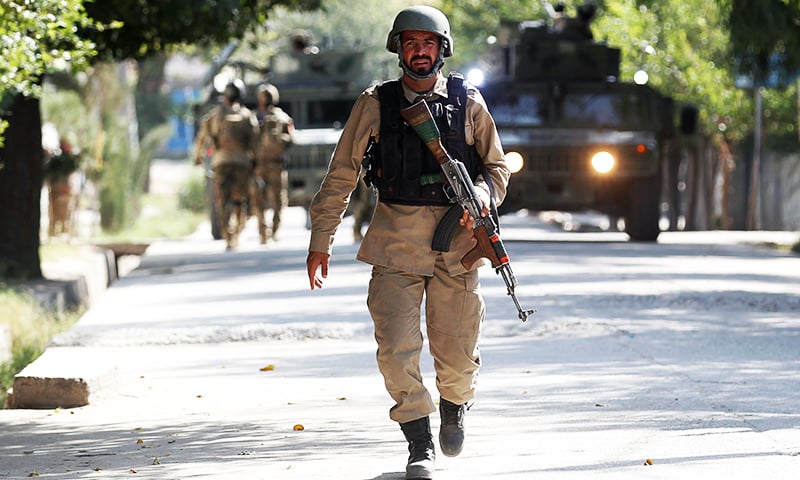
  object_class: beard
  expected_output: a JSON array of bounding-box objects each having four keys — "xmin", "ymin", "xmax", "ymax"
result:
[{"xmin": 408, "ymin": 55, "xmax": 434, "ymax": 76}]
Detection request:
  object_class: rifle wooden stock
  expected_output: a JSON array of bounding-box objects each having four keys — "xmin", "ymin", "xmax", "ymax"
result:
[{"xmin": 400, "ymin": 101, "xmax": 452, "ymax": 166}]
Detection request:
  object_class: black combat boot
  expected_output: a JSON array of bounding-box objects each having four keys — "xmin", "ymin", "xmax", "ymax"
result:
[
  {"xmin": 400, "ymin": 416, "xmax": 435, "ymax": 480},
  {"xmin": 438, "ymin": 397, "xmax": 466, "ymax": 457}
]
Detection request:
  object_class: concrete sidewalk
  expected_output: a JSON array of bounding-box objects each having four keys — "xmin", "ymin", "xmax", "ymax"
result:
[{"xmin": 1, "ymin": 210, "xmax": 798, "ymax": 479}]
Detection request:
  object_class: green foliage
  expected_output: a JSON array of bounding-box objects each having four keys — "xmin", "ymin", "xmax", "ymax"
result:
[
  {"xmin": 237, "ymin": 0, "xmax": 411, "ymax": 85},
  {"xmin": 40, "ymin": 84, "xmax": 99, "ymax": 159},
  {"xmin": 593, "ymin": 1, "xmax": 748, "ymax": 140},
  {"xmin": 0, "ymin": 0, "xmax": 97, "ymax": 148},
  {"xmin": 82, "ymin": 0, "xmax": 322, "ymax": 61},
  {"xmin": 97, "ymin": 175, "xmax": 206, "ymax": 241},
  {"xmin": 438, "ymin": 0, "xmax": 546, "ymax": 72},
  {"xmin": 724, "ymin": 0, "xmax": 800, "ymax": 86},
  {"xmin": 0, "ymin": 0, "xmax": 96, "ymax": 98},
  {"xmin": 178, "ymin": 170, "xmax": 208, "ymax": 214},
  {"xmin": 437, "ymin": 0, "xmax": 798, "ymax": 146}
]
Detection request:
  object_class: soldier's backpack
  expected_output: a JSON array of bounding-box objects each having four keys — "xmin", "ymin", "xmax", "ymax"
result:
[
  {"xmin": 211, "ymin": 104, "xmax": 254, "ymax": 151},
  {"xmin": 258, "ymin": 107, "xmax": 294, "ymax": 158}
]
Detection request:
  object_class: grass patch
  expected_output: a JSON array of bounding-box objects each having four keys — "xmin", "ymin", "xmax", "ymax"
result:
[
  {"xmin": 92, "ymin": 188, "xmax": 206, "ymax": 242},
  {"xmin": 0, "ymin": 286, "xmax": 84, "ymax": 407}
]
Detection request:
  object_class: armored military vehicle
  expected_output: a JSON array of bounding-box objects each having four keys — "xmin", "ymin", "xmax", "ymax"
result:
[
  {"xmin": 193, "ymin": 42, "xmax": 365, "ymax": 238},
  {"xmin": 481, "ymin": 1, "xmax": 680, "ymax": 241},
  {"xmin": 267, "ymin": 47, "xmax": 365, "ymax": 210}
]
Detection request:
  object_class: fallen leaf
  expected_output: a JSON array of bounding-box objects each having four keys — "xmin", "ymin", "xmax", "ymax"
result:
[
  {"xmin": 336, "ymin": 397, "xmax": 347, "ymax": 401},
  {"xmin": 129, "ymin": 468, "xmax": 138, "ymax": 473},
  {"xmin": 260, "ymin": 364, "xmax": 276, "ymax": 371},
  {"xmin": 136, "ymin": 439, "xmax": 144, "ymax": 445},
  {"xmin": 94, "ymin": 467, "xmax": 103, "ymax": 472},
  {"xmin": 644, "ymin": 458, "xmax": 653, "ymax": 466},
  {"xmin": 153, "ymin": 457, "xmax": 161, "ymax": 465},
  {"xmin": 27, "ymin": 472, "xmax": 39, "ymax": 477},
  {"xmin": 293, "ymin": 424, "xmax": 305, "ymax": 431}
]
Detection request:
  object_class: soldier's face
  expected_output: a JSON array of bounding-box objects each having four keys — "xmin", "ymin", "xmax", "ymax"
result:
[{"xmin": 400, "ymin": 30, "xmax": 440, "ymax": 76}]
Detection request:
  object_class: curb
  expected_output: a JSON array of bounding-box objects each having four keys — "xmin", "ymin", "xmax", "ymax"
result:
[
  {"xmin": 5, "ymin": 246, "xmax": 119, "ymax": 410},
  {"xmin": 9, "ymin": 347, "xmax": 117, "ymax": 409}
]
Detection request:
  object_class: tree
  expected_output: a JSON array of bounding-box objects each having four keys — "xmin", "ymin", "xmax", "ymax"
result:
[
  {"xmin": 236, "ymin": 0, "xmax": 415, "ymax": 85},
  {"xmin": 0, "ymin": 0, "xmax": 96, "ymax": 279},
  {"xmin": 0, "ymin": 0, "xmax": 320, "ymax": 280}
]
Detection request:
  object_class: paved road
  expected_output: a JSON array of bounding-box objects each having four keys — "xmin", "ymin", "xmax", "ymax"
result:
[{"xmin": 1, "ymin": 205, "xmax": 799, "ymax": 479}]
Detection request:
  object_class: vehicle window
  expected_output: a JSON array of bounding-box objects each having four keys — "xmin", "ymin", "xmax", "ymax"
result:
[
  {"xmin": 561, "ymin": 93, "xmax": 648, "ymax": 129},
  {"xmin": 486, "ymin": 94, "xmax": 546, "ymax": 127}
]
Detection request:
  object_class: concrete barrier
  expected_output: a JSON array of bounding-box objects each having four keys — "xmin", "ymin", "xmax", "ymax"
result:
[{"xmin": 10, "ymin": 347, "xmax": 117, "ymax": 409}]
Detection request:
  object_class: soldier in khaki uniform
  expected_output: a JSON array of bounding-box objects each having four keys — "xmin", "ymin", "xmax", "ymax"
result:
[
  {"xmin": 194, "ymin": 80, "xmax": 259, "ymax": 250},
  {"xmin": 305, "ymin": 6, "xmax": 510, "ymax": 479},
  {"xmin": 251, "ymin": 83, "xmax": 294, "ymax": 243}
]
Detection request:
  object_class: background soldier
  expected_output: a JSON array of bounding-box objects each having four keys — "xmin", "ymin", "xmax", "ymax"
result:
[
  {"xmin": 194, "ymin": 80, "xmax": 259, "ymax": 250},
  {"xmin": 251, "ymin": 83, "xmax": 294, "ymax": 243},
  {"xmin": 43, "ymin": 140, "xmax": 82, "ymax": 239}
]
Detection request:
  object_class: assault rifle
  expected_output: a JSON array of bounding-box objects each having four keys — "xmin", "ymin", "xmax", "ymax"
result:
[{"xmin": 400, "ymin": 100, "xmax": 536, "ymax": 322}]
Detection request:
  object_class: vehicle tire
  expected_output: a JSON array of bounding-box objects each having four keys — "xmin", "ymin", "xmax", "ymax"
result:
[{"xmin": 625, "ymin": 175, "xmax": 661, "ymax": 242}]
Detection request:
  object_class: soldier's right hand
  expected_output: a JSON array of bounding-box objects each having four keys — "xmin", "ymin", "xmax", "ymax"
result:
[{"xmin": 306, "ymin": 251, "xmax": 330, "ymax": 290}]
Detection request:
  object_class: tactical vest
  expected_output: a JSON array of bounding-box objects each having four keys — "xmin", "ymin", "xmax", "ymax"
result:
[
  {"xmin": 212, "ymin": 104, "xmax": 254, "ymax": 151},
  {"xmin": 369, "ymin": 73, "xmax": 480, "ymax": 206},
  {"xmin": 257, "ymin": 107, "xmax": 293, "ymax": 161}
]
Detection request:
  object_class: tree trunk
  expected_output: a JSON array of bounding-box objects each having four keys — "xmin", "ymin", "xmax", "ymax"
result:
[
  {"xmin": 0, "ymin": 94, "xmax": 44, "ymax": 279},
  {"xmin": 135, "ymin": 54, "xmax": 168, "ymax": 194}
]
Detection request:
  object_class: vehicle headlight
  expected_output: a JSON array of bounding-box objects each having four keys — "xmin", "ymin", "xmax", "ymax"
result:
[
  {"xmin": 505, "ymin": 151, "xmax": 524, "ymax": 174},
  {"xmin": 591, "ymin": 151, "xmax": 615, "ymax": 174}
]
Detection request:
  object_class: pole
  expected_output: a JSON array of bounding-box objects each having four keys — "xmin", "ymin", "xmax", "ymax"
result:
[{"xmin": 747, "ymin": 87, "xmax": 762, "ymax": 230}]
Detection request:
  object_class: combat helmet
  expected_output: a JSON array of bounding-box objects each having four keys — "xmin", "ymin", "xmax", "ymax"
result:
[
  {"xmin": 386, "ymin": 6, "xmax": 453, "ymax": 80},
  {"xmin": 223, "ymin": 79, "xmax": 246, "ymax": 103},
  {"xmin": 257, "ymin": 83, "xmax": 280, "ymax": 105}
]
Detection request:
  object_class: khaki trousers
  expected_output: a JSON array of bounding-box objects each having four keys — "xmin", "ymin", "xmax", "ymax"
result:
[
  {"xmin": 367, "ymin": 255, "xmax": 484, "ymax": 424},
  {"xmin": 251, "ymin": 163, "xmax": 288, "ymax": 241}
]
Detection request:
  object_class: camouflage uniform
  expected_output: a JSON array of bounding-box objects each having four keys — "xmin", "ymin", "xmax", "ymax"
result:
[
  {"xmin": 252, "ymin": 100, "xmax": 294, "ymax": 243},
  {"xmin": 195, "ymin": 100, "xmax": 259, "ymax": 249}
]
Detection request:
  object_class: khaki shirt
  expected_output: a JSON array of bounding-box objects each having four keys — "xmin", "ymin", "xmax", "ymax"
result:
[
  {"xmin": 308, "ymin": 73, "xmax": 510, "ymax": 277},
  {"xmin": 194, "ymin": 103, "xmax": 259, "ymax": 168}
]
